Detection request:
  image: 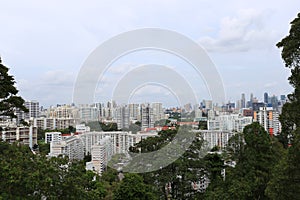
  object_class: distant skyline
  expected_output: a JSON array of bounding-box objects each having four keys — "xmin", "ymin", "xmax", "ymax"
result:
[{"xmin": 0, "ymin": 1, "xmax": 299, "ymax": 107}]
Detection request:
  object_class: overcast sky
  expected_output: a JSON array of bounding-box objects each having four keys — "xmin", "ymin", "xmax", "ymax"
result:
[{"xmin": 0, "ymin": 0, "xmax": 299, "ymax": 107}]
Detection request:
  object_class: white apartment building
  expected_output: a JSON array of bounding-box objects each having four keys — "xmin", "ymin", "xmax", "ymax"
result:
[
  {"xmin": 81, "ymin": 131, "xmax": 134, "ymax": 155},
  {"xmin": 152, "ymin": 102, "xmax": 164, "ymax": 122},
  {"xmin": 128, "ymin": 103, "xmax": 139, "ymax": 121},
  {"xmin": 33, "ymin": 117, "xmax": 77, "ymax": 130},
  {"xmin": 47, "ymin": 105, "xmax": 79, "ymax": 119},
  {"xmin": 0, "ymin": 125, "xmax": 37, "ymax": 148},
  {"xmin": 75, "ymin": 124, "xmax": 90, "ymax": 133},
  {"xmin": 78, "ymin": 104, "xmax": 99, "ymax": 122},
  {"xmin": 48, "ymin": 135, "xmax": 84, "ymax": 160},
  {"xmin": 114, "ymin": 106, "xmax": 129, "ymax": 129},
  {"xmin": 45, "ymin": 132, "xmax": 62, "ymax": 143},
  {"xmin": 197, "ymin": 130, "xmax": 235, "ymax": 150},
  {"xmin": 15, "ymin": 100, "xmax": 40, "ymax": 124},
  {"xmin": 25, "ymin": 101, "xmax": 40, "ymax": 119},
  {"xmin": 87, "ymin": 136, "xmax": 113, "ymax": 175},
  {"xmin": 208, "ymin": 114, "xmax": 252, "ymax": 132}
]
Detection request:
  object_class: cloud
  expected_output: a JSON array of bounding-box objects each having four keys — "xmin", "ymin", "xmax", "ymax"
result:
[{"xmin": 199, "ymin": 9, "xmax": 277, "ymax": 52}]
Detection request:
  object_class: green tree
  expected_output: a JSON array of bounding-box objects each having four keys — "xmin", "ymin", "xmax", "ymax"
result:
[
  {"xmin": 205, "ymin": 123, "xmax": 284, "ymax": 199},
  {"xmin": 113, "ymin": 173, "xmax": 157, "ymax": 200},
  {"xmin": 0, "ymin": 140, "xmax": 106, "ymax": 199},
  {"xmin": 0, "ymin": 57, "xmax": 28, "ymax": 118},
  {"xmin": 277, "ymin": 12, "xmax": 300, "ymax": 145},
  {"xmin": 266, "ymin": 13, "xmax": 300, "ymax": 199}
]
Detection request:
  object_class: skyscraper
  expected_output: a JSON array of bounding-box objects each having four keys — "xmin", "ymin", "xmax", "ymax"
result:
[
  {"xmin": 141, "ymin": 104, "xmax": 154, "ymax": 130},
  {"xmin": 23, "ymin": 101, "xmax": 40, "ymax": 119},
  {"xmin": 241, "ymin": 93, "xmax": 246, "ymax": 108},
  {"xmin": 115, "ymin": 105, "xmax": 129, "ymax": 129},
  {"xmin": 152, "ymin": 102, "xmax": 164, "ymax": 123},
  {"xmin": 128, "ymin": 103, "xmax": 139, "ymax": 121},
  {"xmin": 264, "ymin": 92, "xmax": 268, "ymax": 104},
  {"xmin": 253, "ymin": 106, "xmax": 281, "ymax": 136}
]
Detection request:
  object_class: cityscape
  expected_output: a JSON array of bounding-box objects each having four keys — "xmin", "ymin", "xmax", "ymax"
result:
[
  {"xmin": 0, "ymin": 92, "xmax": 288, "ymax": 196},
  {"xmin": 1, "ymin": 1, "xmax": 300, "ymax": 199}
]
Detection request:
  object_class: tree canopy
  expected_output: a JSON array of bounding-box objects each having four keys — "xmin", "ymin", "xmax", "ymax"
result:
[
  {"xmin": 277, "ymin": 13, "xmax": 300, "ymax": 144},
  {"xmin": 0, "ymin": 57, "xmax": 28, "ymax": 119}
]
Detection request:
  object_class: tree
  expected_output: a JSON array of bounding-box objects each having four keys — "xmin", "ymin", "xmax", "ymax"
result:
[
  {"xmin": 0, "ymin": 140, "xmax": 106, "ymax": 199},
  {"xmin": 277, "ymin": 13, "xmax": 300, "ymax": 145},
  {"xmin": 205, "ymin": 123, "xmax": 284, "ymax": 199},
  {"xmin": 113, "ymin": 173, "xmax": 157, "ymax": 200},
  {"xmin": 266, "ymin": 13, "xmax": 300, "ymax": 198},
  {"xmin": 0, "ymin": 57, "xmax": 28, "ymax": 118}
]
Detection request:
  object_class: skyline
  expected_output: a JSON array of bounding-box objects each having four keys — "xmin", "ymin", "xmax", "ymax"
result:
[{"xmin": 0, "ymin": 1, "xmax": 299, "ymax": 107}]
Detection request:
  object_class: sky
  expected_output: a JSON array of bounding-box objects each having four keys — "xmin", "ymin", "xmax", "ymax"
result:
[{"xmin": 0, "ymin": 0, "xmax": 299, "ymax": 107}]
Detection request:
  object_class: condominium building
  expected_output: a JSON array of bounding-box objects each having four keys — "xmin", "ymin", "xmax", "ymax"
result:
[
  {"xmin": 128, "ymin": 103, "xmax": 140, "ymax": 121},
  {"xmin": 25, "ymin": 101, "xmax": 40, "ymax": 119},
  {"xmin": 15, "ymin": 100, "xmax": 40, "ymax": 124},
  {"xmin": 114, "ymin": 105, "xmax": 129, "ymax": 129},
  {"xmin": 75, "ymin": 124, "xmax": 90, "ymax": 133},
  {"xmin": 78, "ymin": 104, "xmax": 99, "ymax": 122},
  {"xmin": 0, "ymin": 125, "xmax": 37, "ymax": 148},
  {"xmin": 152, "ymin": 102, "xmax": 164, "ymax": 122},
  {"xmin": 197, "ymin": 130, "xmax": 235, "ymax": 150},
  {"xmin": 47, "ymin": 104, "xmax": 79, "ymax": 119},
  {"xmin": 80, "ymin": 131, "xmax": 133, "ymax": 155},
  {"xmin": 48, "ymin": 135, "xmax": 84, "ymax": 160},
  {"xmin": 33, "ymin": 117, "xmax": 77, "ymax": 130},
  {"xmin": 45, "ymin": 132, "xmax": 62, "ymax": 143},
  {"xmin": 141, "ymin": 104, "xmax": 154, "ymax": 130},
  {"xmin": 87, "ymin": 136, "xmax": 113, "ymax": 175},
  {"xmin": 208, "ymin": 114, "xmax": 252, "ymax": 132},
  {"xmin": 253, "ymin": 106, "xmax": 281, "ymax": 135}
]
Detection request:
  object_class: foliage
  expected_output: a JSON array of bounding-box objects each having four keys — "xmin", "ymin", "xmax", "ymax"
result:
[
  {"xmin": 113, "ymin": 173, "xmax": 157, "ymax": 200},
  {"xmin": 277, "ymin": 13, "xmax": 300, "ymax": 145},
  {"xmin": 86, "ymin": 121, "xmax": 118, "ymax": 131},
  {"xmin": 122, "ymin": 123, "xmax": 141, "ymax": 134},
  {"xmin": 204, "ymin": 123, "xmax": 284, "ymax": 199},
  {"xmin": 129, "ymin": 129, "xmax": 208, "ymax": 199},
  {"xmin": 198, "ymin": 120, "xmax": 207, "ymax": 130},
  {"xmin": 0, "ymin": 57, "xmax": 28, "ymax": 118},
  {"xmin": 0, "ymin": 140, "xmax": 106, "ymax": 199},
  {"xmin": 265, "ymin": 12, "xmax": 300, "ymax": 199},
  {"xmin": 154, "ymin": 119, "xmax": 171, "ymax": 127},
  {"xmin": 37, "ymin": 140, "xmax": 50, "ymax": 155}
]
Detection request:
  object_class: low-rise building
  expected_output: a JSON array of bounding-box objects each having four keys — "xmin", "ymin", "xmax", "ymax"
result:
[{"xmin": 0, "ymin": 124, "xmax": 37, "ymax": 148}]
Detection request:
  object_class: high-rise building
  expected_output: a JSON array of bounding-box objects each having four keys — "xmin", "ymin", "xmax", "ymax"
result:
[
  {"xmin": 252, "ymin": 102, "xmax": 265, "ymax": 112},
  {"xmin": 203, "ymin": 100, "xmax": 213, "ymax": 110},
  {"xmin": 207, "ymin": 114, "xmax": 252, "ymax": 132},
  {"xmin": 25, "ymin": 101, "xmax": 40, "ymax": 119},
  {"xmin": 79, "ymin": 104, "xmax": 99, "ymax": 122},
  {"xmin": 48, "ymin": 135, "xmax": 84, "ymax": 160},
  {"xmin": 253, "ymin": 106, "xmax": 281, "ymax": 136},
  {"xmin": 89, "ymin": 136, "xmax": 113, "ymax": 175},
  {"xmin": 241, "ymin": 93, "xmax": 246, "ymax": 108},
  {"xmin": 115, "ymin": 105, "xmax": 129, "ymax": 129},
  {"xmin": 128, "ymin": 103, "xmax": 140, "ymax": 121},
  {"xmin": 270, "ymin": 95, "xmax": 279, "ymax": 111},
  {"xmin": 47, "ymin": 104, "xmax": 79, "ymax": 119},
  {"xmin": 152, "ymin": 102, "xmax": 164, "ymax": 123},
  {"xmin": 264, "ymin": 92, "xmax": 269, "ymax": 104},
  {"xmin": 141, "ymin": 104, "xmax": 154, "ymax": 130}
]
